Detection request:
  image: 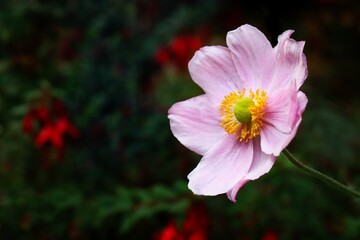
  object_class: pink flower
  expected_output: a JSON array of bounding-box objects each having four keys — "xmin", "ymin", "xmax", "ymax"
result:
[{"xmin": 168, "ymin": 24, "xmax": 308, "ymax": 202}]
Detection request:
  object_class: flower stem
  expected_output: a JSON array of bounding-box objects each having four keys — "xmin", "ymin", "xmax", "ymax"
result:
[{"xmin": 283, "ymin": 148, "xmax": 360, "ymax": 198}]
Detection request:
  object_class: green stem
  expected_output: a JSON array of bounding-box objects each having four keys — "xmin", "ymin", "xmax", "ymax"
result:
[{"xmin": 283, "ymin": 148, "xmax": 360, "ymax": 198}]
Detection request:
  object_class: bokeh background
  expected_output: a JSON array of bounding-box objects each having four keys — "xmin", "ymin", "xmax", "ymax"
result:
[{"xmin": 1, "ymin": 0, "xmax": 360, "ymax": 239}]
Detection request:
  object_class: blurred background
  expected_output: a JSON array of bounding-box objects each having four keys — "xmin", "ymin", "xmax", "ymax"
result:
[{"xmin": 0, "ymin": 0, "xmax": 359, "ymax": 239}]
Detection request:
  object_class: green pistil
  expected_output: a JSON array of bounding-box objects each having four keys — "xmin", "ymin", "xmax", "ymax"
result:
[{"xmin": 234, "ymin": 97, "xmax": 253, "ymax": 123}]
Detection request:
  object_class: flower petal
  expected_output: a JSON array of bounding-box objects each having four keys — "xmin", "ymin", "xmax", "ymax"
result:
[
  {"xmin": 262, "ymin": 85, "xmax": 298, "ymax": 134},
  {"xmin": 260, "ymin": 124, "xmax": 287, "ymax": 156},
  {"xmin": 188, "ymin": 46, "xmax": 242, "ymax": 102},
  {"xmin": 227, "ymin": 139, "xmax": 276, "ymax": 202},
  {"xmin": 287, "ymin": 91, "xmax": 308, "ymax": 138},
  {"xmin": 246, "ymin": 139, "xmax": 276, "ymax": 180},
  {"xmin": 227, "ymin": 180, "xmax": 248, "ymax": 202},
  {"xmin": 168, "ymin": 94, "xmax": 226, "ymax": 155},
  {"xmin": 226, "ymin": 24, "xmax": 275, "ymax": 90},
  {"xmin": 260, "ymin": 91, "xmax": 308, "ymax": 156},
  {"xmin": 188, "ymin": 135, "xmax": 253, "ymax": 196},
  {"xmin": 267, "ymin": 30, "xmax": 308, "ymax": 92}
]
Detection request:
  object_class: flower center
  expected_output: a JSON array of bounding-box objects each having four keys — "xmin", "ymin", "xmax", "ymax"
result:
[
  {"xmin": 233, "ymin": 97, "xmax": 253, "ymax": 123},
  {"xmin": 219, "ymin": 88, "xmax": 268, "ymax": 142}
]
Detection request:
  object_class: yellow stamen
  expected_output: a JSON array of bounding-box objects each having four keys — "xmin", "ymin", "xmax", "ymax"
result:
[{"xmin": 219, "ymin": 88, "xmax": 268, "ymax": 142}]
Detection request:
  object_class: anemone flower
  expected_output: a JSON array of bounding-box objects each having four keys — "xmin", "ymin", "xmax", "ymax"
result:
[{"xmin": 168, "ymin": 24, "xmax": 308, "ymax": 202}]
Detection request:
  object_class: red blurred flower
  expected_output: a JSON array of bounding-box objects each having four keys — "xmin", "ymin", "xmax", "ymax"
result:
[
  {"xmin": 36, "ymin": 105, "xmax": 51, "ymax": 123},
  {"xmin": 155, "ymin": 47, "xmax": 170, "ymax": 66},
  {"xmin": 56, "ymin": 117, "xmax": 80, "ymax": 138},
  {"xmin": 155, "ymin": 34, "xmax": 204, "ymax": 71},
  {"xmin": 262, "ymin": 230, "xmax": 278, "ymax": 240},
  {"xmin": 35, "ymin": 123, "xmax": 63, "ymax": 149},
  {"xmin": 22, "ymin": 109, "xmax": 36, "ymax": 133},
  {"xmin": 155, "ymin": 203, "xmax": 208, "ymax": 240},
  {"xmin": 35, "ymin": 117, "xmax": 79, "ymax": 149},
  {"xmin": 157, "ymin": 220, "xmax": 183, "ymax": 240},
  {"xmin": 171, "ymin": 35, "xmax": 203, "ymax": 70},
  {"xmin": 23, "ymin": 96, "xmax": 79, "ymax": 166},
  {"xmin": 182, "ymin": 203, "xmax": 208, "ymax": 240}
]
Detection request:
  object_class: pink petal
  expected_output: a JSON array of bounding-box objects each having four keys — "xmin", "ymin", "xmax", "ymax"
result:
[
  {"xmin": 260, "ymin": 124, "xmax": 288, "ymax": 156},
  {"xmin": 267, "ymin": 30, "xmax": 308, "ymax": 92},
  {"xmin": 227, "ymin": 180, "xmax": 248, "ymax": 202},
  {"xmin": 286, "ymin": 91, "xmax": 308, "ymax": 140},
  {"xmin": 227, "ymin": 139, "xmax": 276, "ymax": 202},
  {"xmin": 260, "ymin": 91, "xmax": 308, "ymax": 156},
  {"xmin": 188, "ymin": 46, "xmax": 242, "ymax": 102},
  {"xmin": 188, "ymin": 135, "xmax": 253, "ymax": 196},
  {"xmin": 246, "ymin": 139, "xmax": 276, "ymax": 180},
  {"xmin": 262, "ymin": 85, "xmax": 298, "ymax": 134},
  {"xmin": 226, "ymin": 24, "xmax": 275, "ymax": 90},
  {"xmin": 168, "ymin": 94, "xmax": 226, "ymax": 155},
  {"xmin": 297, "ymin": 91, "xmax": 308, "ymax": 112}
]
